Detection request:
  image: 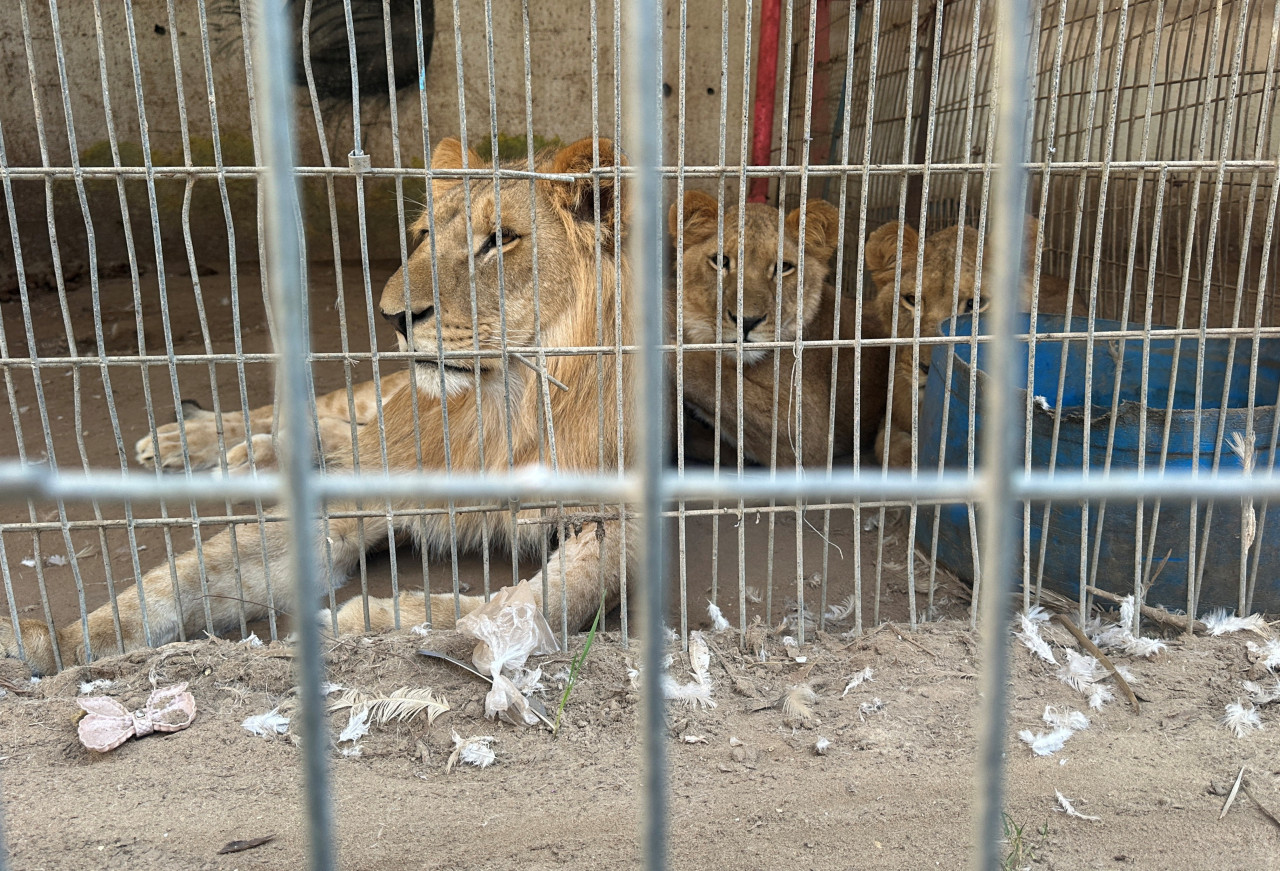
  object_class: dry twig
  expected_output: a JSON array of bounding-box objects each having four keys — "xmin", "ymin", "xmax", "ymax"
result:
[{"xmin": 1052, "ymin": 613, "xmax": 1141, "ymax": 714}]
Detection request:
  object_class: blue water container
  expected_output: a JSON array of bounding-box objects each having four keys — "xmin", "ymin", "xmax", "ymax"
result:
[{"xmin": 918, "ymin": 313, "xmax": 1280, "ymax": 615}]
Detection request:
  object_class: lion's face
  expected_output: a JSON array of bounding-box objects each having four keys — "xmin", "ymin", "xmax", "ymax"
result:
[
  {"xmin": 671, "ymin": 193, "xmax": 840, "ymax": 364},
  {"xmin": 380, "ymin": 138, "xmax": 621, "ymax": 397},
  {"xmin": 864, "ymin": 219, "xmax": 1045, "ymax": 387}
]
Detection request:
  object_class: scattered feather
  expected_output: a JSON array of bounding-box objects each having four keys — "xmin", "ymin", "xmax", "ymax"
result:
[
  {"xmin": 339, "ymin": 745, "xmax": 362, "ymax": 758},
  {"xmin": 238, "ymin": 632, "xmax": 263, "ymax": 648},
  {"xmin": 1242, "ymin": 678, "xmax": 1280, "ymax": 706},
  {"xmin": 1222, "ymin": 700, "xmax": 1263, "ymax": 738},
  {"xmin": 662, "ymin": 674, "xmax": 716, "ymax": 709},
  {"xmin": 824, "ymin": 594, "xmax": 857, "ymax": 622},
  {"xmin": 1057, "ymin": 649, "xmax": 1106, "ymax": 694},
  {"xmin": 1019, "ymin": 727, "xmax": 1074, "ymax": 756},
  {"xmin": 1015, "ymin": 610, "xmax": 1059, "ymax": 665},
  {"xmin": 662, "ymin": 624, "xmax": 678, "ymax": 643},
  {"xmin": 1247, "ymin": 639, "xmax": 1280, "ymax": 671},
  {"xmin": 45, "ymin": 554, "xmax": 67, "ymax": 567},
  {"xmin": 329, "ymin": 687, "xmax": 450, "ymax": 727},
  {"xmin": 781, "ymin": 684, "xmax": 818, "ymax": 725},
  {"xmin": 19, "ymin": 558, "xmax": 35, "ymax": 568},
  {"xmin": 813, "ymin": 737, "xmax": 831, "ymax": 756},
  {"xmin": 744, "ymin": 586, "xmax": 763, "ymax": 604},
  {"xmin": 682, "ymin": 734, "xmax": 707, "ymax": 744},
  {"xmin": 859, "ymin": 698, "xmax": 884, "ymax": 717},
  {"xmin": 319, "ymin": 682, "xmax": 344, "ymax": 697},
  {"xmin": 409, "ymin": 623, "xmax": 431, "ymax": 637},
  {"xmin": 781, "ymin": 636, "xmax": 806, "ymax": 663},
  {"xmin": 78, "ymin": 679, "xmax": 113, "ymax": 695},
  {"xmin": 243, "ymin": 708, "xmax": 290, "ymax": 737},
  {"xmin": 707, "ymin": 601, "xmax": 730, "ymax": 632},
  {"xmin": 1055, "ymin": 791, "xmax": 1100, "ymax": 821},
  {"xmin": 1043, "ymin": 706, "xmax": 1089, "ymax": 732},
  {"xmin": 1087, "ymin": 684, "xmax": 1114, "ymax": 711},
  {"xmin": 1088, "ymin": 596, "xmax": 1166, "ymax": 658},
  {"xmin": 688, "ymin": 632, "xmax": 711, "ymax": 683},
  {"xmin": 841, "ymin": 667, "xmax": 875, "ymax": 697},
  {"xmin": 1203, "ymin": 609, "xmax": 1269, "ymax": 637},
  {"xmin": 447, "ymin": 731, "xmax": 495, "ymax": 771},
  {"xmin": 338, "ymin": 707, "xmax": 370, "ymax": 744}
]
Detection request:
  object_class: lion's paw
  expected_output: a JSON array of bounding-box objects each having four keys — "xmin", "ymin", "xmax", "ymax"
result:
[
  {"xmin": 0, "ymin": 618, "xmax": 60, "ymax": 677},
  {"xmin": 134, "ymin": 403, "xmax": 251, "ymax": 472}
]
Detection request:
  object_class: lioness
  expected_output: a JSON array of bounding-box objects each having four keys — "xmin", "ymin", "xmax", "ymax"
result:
[
  {"xmin": 4, "ymin": 137, "xmax": 635, "ymax": 674},
  {"xmin": 863, "ymin": 219, "xmax": 1086, "ymax": 467},
  {"xmin": 671, "ymin": 191, "xmax": 888, "ymax": 466}
]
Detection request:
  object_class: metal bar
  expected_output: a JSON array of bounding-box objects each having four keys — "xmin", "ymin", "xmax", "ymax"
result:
[
  {"xmin": 246, "ymin": 1, "xmax": 333, "ymax": 868},
  {"xmin": 622, "ymin": 0, "xmax": 667, "ymax": 868}
]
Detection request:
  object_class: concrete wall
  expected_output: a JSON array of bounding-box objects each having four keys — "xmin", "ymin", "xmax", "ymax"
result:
[{"xmin": 0, "ymin": 0, "xmax": 760, "ymax": 296}]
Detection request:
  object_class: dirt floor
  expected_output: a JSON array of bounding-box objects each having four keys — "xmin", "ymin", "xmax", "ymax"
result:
[{"xmin": 0, "ymin": 620, "xmax": 1278, "ymax": 870}]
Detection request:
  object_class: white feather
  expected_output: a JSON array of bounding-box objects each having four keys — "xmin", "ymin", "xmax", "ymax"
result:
[
  {"xmin": 447, "ymin": 730, "xmax": 496, "ymax": 770},
  {"xmin": 1043, "ymin": 706, "xmax": 1090, "ymax": 732},
  {"xmin": 1247, "ymin": 639, "xmax": 1280, "ymax": 671},
  {"xmin": 662, "ymin": 674, "xmax": 717, "ymax": 709},
  {"xmin": 706, "ymin": 601, "xmax": 730, "ymax": 632},
  {"xmin": 338, "ymin": 707, "xmax": 370, "ymax": 744},
  {"xmin": 1057, "ymin": 649, "xmax": 1105, "ymax": 693},
  {"xmin": 688, "ymin": 632, "xmax": 712, "ymax": 682},
  {"xmin": 824, "ymin": 594, "xmax": 857, "ymax": 622},
  {"xmin": 1221, "ymin": 700, "xmax": 1263, "ymax": 738},
  {"xmin": 1015, "ymin": 611, "xmax": 1058, "ymax": 665},
  {"xmin": 1242, "ymin": 678, "xmax": 1280, "ymax": 706},
  {"xmin": 78, "ymin": 679, "xmax": 113, "ymax": 695},
  {"xmin": 1055, "ymin": 791, "xmax": 1100, "ymax": 821},
  {"xmin": 1203, "ymin": 609, "xmax": 1269, "ymax": 637},
  {"xmin": 841, "ymin": 666, "xmax": 875, "ymax": 697},
  {"xmin": 1019, "ymin": 727, "xmax": 1074, "ymax": 756},
  {"xmin": 242, "ymin": 708, "xmax": 290, "ymax": 737}
]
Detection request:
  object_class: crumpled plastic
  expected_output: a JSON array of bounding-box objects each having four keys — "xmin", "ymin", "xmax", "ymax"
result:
[
  {"xmin": 457, "ymin": 580, "xmax": 559, "ymax": 726},
  {"xmin": 77, "ymin": 683, "xmax": 196, "ymax": 752}
]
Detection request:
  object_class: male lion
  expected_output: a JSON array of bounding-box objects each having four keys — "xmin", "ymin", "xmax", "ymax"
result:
[
  {"xmin": 863, "ymin": 220, "xmax": 1086, "ymax": 467},
  {"xmin": 4, "ymin": 137, "xmax": 635, "ymax": 674},
  {"xmin": 671, "ymin": 191, "xmax": 888, "ymax": 467}
]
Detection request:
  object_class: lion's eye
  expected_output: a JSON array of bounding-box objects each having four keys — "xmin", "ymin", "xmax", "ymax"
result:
[
  {"xmin": 478, "ymin": 228, "xmax": 521, "ymax": 257},
  {"xmin": 900, "ymin": 293, "xmax": 917, "ymax": 310},
  {"xmin": 709, "ymin": 253, "xmax": 731, "ymax": 272},
  {"xmin": 777, "ymin": 260, "xmax": 796, "ymax": 276},
  {"xmin": 408, "ymin": 226, "xmax": 428, "ymax": 253}
]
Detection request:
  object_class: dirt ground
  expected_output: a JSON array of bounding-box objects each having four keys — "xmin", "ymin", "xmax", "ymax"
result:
[{"xmin": 0, "ymin": 620, "xmax": 1278, "ymax": 870}]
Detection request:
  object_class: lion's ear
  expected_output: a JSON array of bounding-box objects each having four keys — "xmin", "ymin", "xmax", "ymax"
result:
[
  {"xmin": 865, "ymin": 221, "xmax": 918, "ymax": 274},
  {"xmin": 672, "ymin": 190, "xmax": 720, "ymax": 243},
  {"xmin": 785, "ymin": 199, "xmax": 841, "ymax": 262},
  {"xmin": 545, "ymin": 138, "xmax": 626, "ymax": 236},
  {"xmin": 430, "ymin": 138, "xmax": 483, "ymax": 194},
  {"xmin": 1022, "ymin": 216, "xmax": 1044, "ymax": 260}
]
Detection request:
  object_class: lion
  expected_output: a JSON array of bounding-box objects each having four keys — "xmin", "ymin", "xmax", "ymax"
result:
[
  {"xmin": 4, "ymin": 137, "xmax": 636, "ymax": 675},
  {"xmin": 863, "ymin": 219, "xmax": 1087, "ymax": 467},
  {"xmin": 670, "ymin": 191, "xmax": 888, "ymax": 467}
]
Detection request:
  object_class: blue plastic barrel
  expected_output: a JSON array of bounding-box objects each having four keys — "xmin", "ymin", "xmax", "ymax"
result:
[{"xmin": 918, "ymin": 313, "xmax": 1280, "ymax": 614}]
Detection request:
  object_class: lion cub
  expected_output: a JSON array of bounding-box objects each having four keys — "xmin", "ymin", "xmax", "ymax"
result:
[
  {"xmin": 863, "ymin": 220, "xmax": 1086, "ymax": 466},
  {"xmin": 670, "ymin": 191, "xmax": 888, "ymax": 467}
]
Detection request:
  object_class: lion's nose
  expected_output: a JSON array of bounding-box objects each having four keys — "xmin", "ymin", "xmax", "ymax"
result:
[
  {"xmin": 726, "ymin": 310, "xmax": 766, "ymax": 337},
  {"xmin": 382, "ymin": 306, "xmax": 435, "ymax": 339}
]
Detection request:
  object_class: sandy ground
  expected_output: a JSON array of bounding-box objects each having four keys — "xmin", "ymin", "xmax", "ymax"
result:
[{"xmin": 0, "ymin": 621, "xmax": 1278, "ymax": 870}]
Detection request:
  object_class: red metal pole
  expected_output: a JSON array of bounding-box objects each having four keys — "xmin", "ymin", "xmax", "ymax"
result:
[{"xmin": 749, "ymin": 0, "xmax": 784, "ymax": 202}]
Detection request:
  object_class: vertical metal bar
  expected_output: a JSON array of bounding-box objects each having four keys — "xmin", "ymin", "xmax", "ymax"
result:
[
  {"xmin": 973, "ymin": 0, "xmax": 1030, "ymax": 868},
  {"xmin": 622, "ymin": 1, "xmax": 667, "ymax": 869},
  {"xmin": 248, "ymin": 1, "xmax": 334, "ymax": 868}
]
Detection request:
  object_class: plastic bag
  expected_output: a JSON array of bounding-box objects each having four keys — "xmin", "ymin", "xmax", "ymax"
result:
[{"xmin": 457, "ymin": 580, "xmax": 559, "ymax": 725}]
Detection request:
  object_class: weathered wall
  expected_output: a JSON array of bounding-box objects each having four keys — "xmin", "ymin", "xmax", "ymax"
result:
[{"xmin": 0, "ymin": 0, "xmax": 759, "ymax": 296}]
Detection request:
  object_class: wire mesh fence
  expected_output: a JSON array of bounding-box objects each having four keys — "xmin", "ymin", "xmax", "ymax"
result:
[{"xmin": 0, "ymin": 0, "xmax": 1278, "ymax": 868}]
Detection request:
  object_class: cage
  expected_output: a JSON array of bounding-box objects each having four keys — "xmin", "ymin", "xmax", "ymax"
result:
[{"xmin": 0, "ymin": 0, "xmax": 1278, "ymax": 866}]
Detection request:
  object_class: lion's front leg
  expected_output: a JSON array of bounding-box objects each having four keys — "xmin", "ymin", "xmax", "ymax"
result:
[
  {"xmin": 1, "ymin": 511, "xmax": 389, "ymax": 674},
  {"xmin": 335, "ymin": 517, "xmax": 634, "ymax": 637}
]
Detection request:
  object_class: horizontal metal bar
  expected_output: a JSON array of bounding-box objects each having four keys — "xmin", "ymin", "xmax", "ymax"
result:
[
  {"xmin": 0, "ymin": 159, "xmax": 1275, "ymax": 181},
  {"xmin": 7, "ymin": 463, "xmax": 1280, "ymax": 508},
  {"xmin": 12, "ymin": 325, "xmax": 1280, "ymax": 368}
]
